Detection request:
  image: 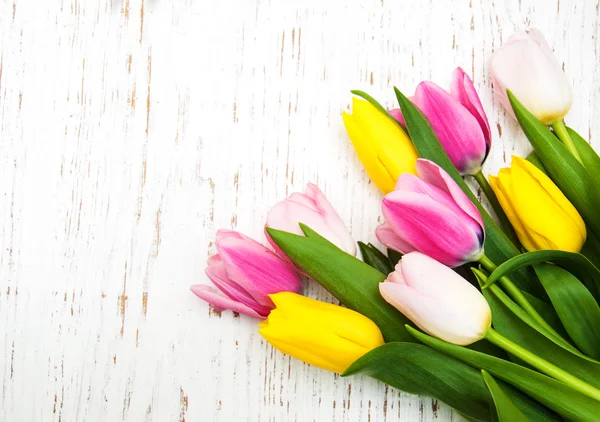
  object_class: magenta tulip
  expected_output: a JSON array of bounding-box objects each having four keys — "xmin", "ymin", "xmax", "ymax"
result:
[
  {"xmin": 191, "ymin": 230, "xmax": 302, "ymax": 319},
  {"xmin": 390, "ymin": 68, "xmax": 491, "ymax": 176},
  {"xmin": 378, "ymin": 159, "xmax": 485, "ymax": 267},
  {"xmin": 266, "ymin": 183, "xmax": 356, "ymax": 256}
]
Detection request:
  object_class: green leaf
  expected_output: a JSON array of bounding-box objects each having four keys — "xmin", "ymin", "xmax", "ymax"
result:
[
  {"xmin": 507, "ymin": 91, "xmax": 600, "ymax": 237},
  {"xmin": 407, "ymin": 327, "xmax": 600, "ymax": 422},
  {"xmin": 358, "ymin": 241, "xmax": 393, "ymax": 274},
  {"xmin": 533, "ymin": 264, "xmax": 600, "ymax": 360},
  {"xmin": 521, "ymin": 290, "xmax": 569, "ymax": 339},
  {"xmin": 395, "ymin": 88, "xmax": 543, "ymax": 298},
  {"xmin": 472, "ymin": 269, "xmax": 579, "ymax": 356},
  {"xmin": 567, "ymin": 126, "xmax": 600, "ymax": 180},
  {"xmin": 483, "ymin": 250, "xmax": 600, "ymax": 303},
  {"xmin": 480, "ymin": 266, "xmax": 600, "ymax": 386},
  {"xmin": 525, "ymin": 151, "xmax": 549, "ymax": 176},
  {"xmin": 481, "ymin": 370, "xmax": 530, "ymax": 422},
  {"xmin": 387, "ymin": 248, "xmax": 403, "ymax": 268},
  {"xmin": 344, "ymin": 343, "xmax": 559, "ymax": 422},
  {"xmin": 344, "ymin": 343, "xmax": 492, "ymax": 421},
  {"xmin": 266, "ymin": 226, "xmax": 413, "ymax": 342}
]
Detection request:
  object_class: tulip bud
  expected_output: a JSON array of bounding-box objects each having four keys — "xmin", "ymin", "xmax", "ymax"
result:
[
  {"xmin": 266, "ymin": 183, "xmax": 356, "ymax": 256},
  {"xmin": 489, "ymin": 156, "xmax": 586, "ymax": 252},
  {"xmin": 259, "ymin": 292, "xmax": 384, "ymax": 373},
  {"xmin": 380, "ymin": 252, "xmax": 492, "ymax": 346},
  {"xmin": 390, "ymin": 68, "xmax": 491, "ymax": 176},
  {"xmin": 342, "ymin": 98, "xmax": 418, "ymax": 194},
  {"xmin": 191, "ymin": 230, "xmax": 302, "ymax": 318},
  {"xmin": 378, "ymin": 159, "xmax": 485, "ymax": 267},
  {"xmin": 489, "ymin": 28, "xmax": 573, "ymax": 125}
]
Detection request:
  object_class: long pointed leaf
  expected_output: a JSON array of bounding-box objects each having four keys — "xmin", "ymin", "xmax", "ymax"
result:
[
  {"xmin": 481, "ymin": 371, "xmax": 530, "ymax": 422},
  {"xmin": 407, "ymin": 327, "xmax": 600, "ymax": 422},
  {"xmin": 344, "ymin": 342, "xmax": 559, "ymax": 422},
  {"xmin": 358, "ymin": 241, "xmax": 393, "ymax": 274},
  {"xmin": 533, "ymin": 263, "xmax": 600, "ymax": 360},
  {"xmin": 568, "ymin": 126, "xmax": 600, "ymax": 181}
]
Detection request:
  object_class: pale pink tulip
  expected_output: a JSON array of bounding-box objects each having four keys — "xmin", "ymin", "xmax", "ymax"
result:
[
  {"xmin": 191, "ymin": 230, "xmax": 302, "ymax": 318},
  {"xmin": 266, "ymin": 183, "xmax": 356, "ymax": 256},
  {"xmin": 378, "ymin": 159, "xmax": 484, "ymax": 267},
  {"xmin": 489, "ymin": 28, "xmax": 573, "ymax": 125},
  {"xmin": 380, "ymin": 252, "xmax": 491, "ymax": 346}
]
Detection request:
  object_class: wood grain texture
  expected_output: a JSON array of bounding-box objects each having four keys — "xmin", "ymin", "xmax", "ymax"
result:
[{"xmin": 1, "ymin": 0, "xmax": 599, "ymax": 420}]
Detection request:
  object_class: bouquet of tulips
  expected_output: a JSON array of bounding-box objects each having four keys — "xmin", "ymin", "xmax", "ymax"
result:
[{"xmin": 192, "ymin": 29, "xmax": 600, "ymax": 421}]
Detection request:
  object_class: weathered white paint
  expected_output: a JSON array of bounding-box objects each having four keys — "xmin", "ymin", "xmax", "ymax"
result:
[{"xmin": 1, "ymin": 0, "xmax": 599, "ymax": 420}]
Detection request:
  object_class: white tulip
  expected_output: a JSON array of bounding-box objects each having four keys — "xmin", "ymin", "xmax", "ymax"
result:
[
  {"xmin": 489, "ymin": 28, "xmax": 573, "ymax": 125},
  {"xmin": 380, "ymin": 252, "xmax": 492, "ymax": 346}
]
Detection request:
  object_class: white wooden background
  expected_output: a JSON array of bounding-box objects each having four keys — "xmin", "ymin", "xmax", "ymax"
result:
[{"xmin": 1, "ymin": 0, "xmax": 599, "ymax": 421}]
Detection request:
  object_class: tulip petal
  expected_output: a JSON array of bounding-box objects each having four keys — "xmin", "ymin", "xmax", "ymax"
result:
[
  {"xmin": 190, "ymin": 284, "xmax": 265, "ymax": 319},
  {"xmin": 510, "ymin": 157, "xmax": 586, "ymax": 252},
  {"xmin": 415, "ymin": 159, "xmax": 485, "ymax": 233},
  {"xmin": 266, "ymin": 185, "xmax": 356, "ymax": 256},
  {"xmin": 450, "ymin": 67, "xmax": 491, "ymax": 150},
  {"xmin": 375, "ymin": 223, "xmax": 416, "ymax": 254},
  {"xmin": 205, "ymin": 256, "xmax": 272, "ymax": 315},
  {"xmin": 217, "ymin": 237, "xmax": 302, "ymax": 306},
  {"xmin": 382, "ymin": 191, "xmax": 483, "ymax": 267},
  {"xmin": 304, "ymin": 183, "xmax": 357, "ymax": 256},
  {"xmin": 342, "ymin": 109, "xmax": 397, "ymax": 194},
  {"xmin": 489, "ymin": 35, "xmax": 572, "ymax": 125},
  {"xmin": 388, "ymin": 108, "xmax": 406, "ymax": 126},
  {"xmin": 413, "ymin": 81, "xmax": 487, "ymax": 174}
]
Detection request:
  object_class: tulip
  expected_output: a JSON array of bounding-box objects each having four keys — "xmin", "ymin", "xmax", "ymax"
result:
[
  {"xmin": 380, "ymin": 252, "xmax": 491, "ymax": 346},
  {"xmin": 266, "ymin": 183, "xmax": 356, "ymax": 256},
  {"xmin": 489, "ymin": 156, "xmax": 586, "ymax": 252},
  {"xmin": 258, "ymin": 292, "xmax": 384, "ymax": 373},
  {"xmin": 342, "ymin": 97, "xmax": 418, "ymax": 194},
  {"xmin": 489, "ymin": 28, "xmax": 573, "ymax": 125},
  {"xmin": 191, "ymin": 230, "xmax": 302, "ymax": 319},
  {"xmin": 378, "ymin": 158, "xmax": 485, "ymax": 267},
  {"xmin": 390, "ymin": 68, "xmax": 491, "ymax": 176}
]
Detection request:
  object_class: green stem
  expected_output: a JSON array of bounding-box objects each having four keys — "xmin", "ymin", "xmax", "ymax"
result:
[
  {"xmin": 473, "ymin": 171, "xmax": 521, "ymax": 249},
  {"xmin": 551, "ymin": 120, "xmax": 582, "ymax": 163},
  {"xmin": 478, "ymin": 254, "xmax": 563, "ymax": 341},
  {"xmin": 486, "ymin": 328, "xmax": 600, "ymax": 401}
]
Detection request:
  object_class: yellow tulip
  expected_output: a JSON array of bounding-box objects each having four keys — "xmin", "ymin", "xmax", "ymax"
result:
[
  {"xmin": 489, "ymin": 156, "xmax": 586, "ymax": 252},
  {"xmin": 342, "ymin": 98, "xmax": 418, "ymax": 194},
  {"xmin": 258, "ymin": 292, "xmax": 384, "ymax": 373}
]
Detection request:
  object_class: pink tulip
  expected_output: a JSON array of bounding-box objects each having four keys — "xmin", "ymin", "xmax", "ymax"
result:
[
  {"xmin": 191, "ymin": 230, "xmax": 302, "ymax": 319},
  {"xmin": 266, "ymin": 183, "xmax": 356, "ymax": 256},
  {"xmin": 489, "ymin": 28, "xmax": 573, "ymax": 125},
  {"xmin": 380, "ymin": 252, "xmax": 491, "ymax": 346},
  {"xmin": 378, "ymin": 159, "xmax": 484, "ymax": 267},
  {"xmin": 390, "ymin": 68, "xmax": 491, "ymax": 176}
]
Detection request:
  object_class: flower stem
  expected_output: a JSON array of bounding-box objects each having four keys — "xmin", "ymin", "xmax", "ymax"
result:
[
  {"xmin": 551, "ymin": 120, "xmax": 582, "ymax": 163},
  {"xmin": 478, "ymin": 254, "xmax": 563, "ymax": 340},
  {"xmin": 473, "ymin": 171, "xmax": 521, "ymax": 248},
  {"xmin": 485, "ymin": 328, "xmax": 600, "ymax": 401}
]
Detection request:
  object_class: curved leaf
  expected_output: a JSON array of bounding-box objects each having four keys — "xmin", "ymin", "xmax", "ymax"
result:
[
  {"xmin": 481, "ymin": 370, "xmax": 530, "ymax": 422},
  {"xmin": 568, "ymin": 126, "xmax": 600, "ymax": 181},
  {"xmin": 395, "ymin": 88, "xmax": 544, "ymax": 299},
  {"xmin": 407, "ymin": 327, "xmax": 600, "ymax": 422},
  {"xmin": 344, "ymin": 342, "xmax": 559, "ymax": 422},
  {"xmin": 533, "ymin": 263, "xmax": 600, "ymax": 360},
  {"xmin": 478, "ymin": 268, "xmax": 600, "ymax": 387},
  {"xmin": 484, "ymin": 250, "xmax": 600, "ymax": 302}
]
